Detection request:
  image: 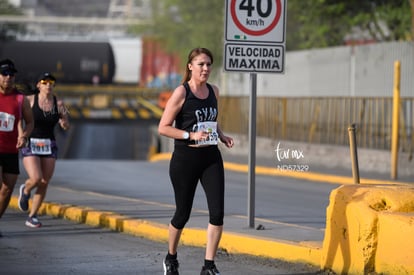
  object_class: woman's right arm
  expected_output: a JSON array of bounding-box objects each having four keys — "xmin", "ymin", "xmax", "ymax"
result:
[{"xmin": 158, "ymin": 86, "xmax": 186, "ymax": 140}]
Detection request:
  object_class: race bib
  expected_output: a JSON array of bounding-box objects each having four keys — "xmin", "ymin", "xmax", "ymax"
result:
[
  {"xmin": 194, "ymin": 121, "xmax": 218, "ymax": 146},
  {"xmin": 30, "ymin": 138, "xmax": 52, "ymax": 155},
  {"xmin": 0, "ymin": 112, "xmax": 15, "ymax": 132}
]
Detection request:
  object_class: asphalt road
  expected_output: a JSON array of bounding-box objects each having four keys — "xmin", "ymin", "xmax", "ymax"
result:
[
  {"xmin": 48, "ymin": 159, "xmax": 338, "ymax": 233},
  {"xmin": 1, "ymin": 158, "xmax": 338, "ymax": 274},
  {"xmin": 0, "ymin": 121, "xmax": 341, "ymax": 274},
  {"xmin": 1, "ymin": 210, "xmax": 326, "ymax": 275},
  {"xmin": 56, "ymin": 121, "xmax": 339, "ymax": 232}
]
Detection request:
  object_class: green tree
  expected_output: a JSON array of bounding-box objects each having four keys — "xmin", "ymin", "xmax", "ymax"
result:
[
  {"xmin": 287, "ymin": 0, "xmax": 411, "ymax": 50},
  {"xmin": 130, "ymin": 0, "xmax": 225, "ymax": 68},
  {"xmin": 412, "ymin": 0, "xmax": 414, "ymax": 39},
  {"xmin": 131, "ymin": 0, "xmax": 412, "ymax": 58},
  {"xmin": 0, "ymin": 0, "xmax": 25, "ymax": 41}
]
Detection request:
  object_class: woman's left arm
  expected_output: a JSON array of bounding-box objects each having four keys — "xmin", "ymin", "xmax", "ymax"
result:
[
  {"xmin": 217, "ymin": 125, "xmax": 234, "ymax": 148},
  {"xmin": 213, "ymin": 85, "xmax": 234, "ymax": 148},
  {"xmin": 57, "ymin": 99, "xmax": 70, "ymax": 130}
]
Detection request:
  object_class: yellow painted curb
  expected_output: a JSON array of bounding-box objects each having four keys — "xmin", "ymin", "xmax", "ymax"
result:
[
  {"xmin": 9, "ymin": 196, "xmax": 320, "ymax": 266},
  {"xmin": 148, "ymin": 152, "xmax": 171, "ymax": 162},
  {"xmin": 220, "ymin": 232, "xmax": 321, "ymax": 264},
  {"xmin": 149, "ymin": 153, "xmax": 412, "ymax": 186}
]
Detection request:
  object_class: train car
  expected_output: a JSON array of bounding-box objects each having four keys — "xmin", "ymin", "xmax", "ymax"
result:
[
  {"xmin": 0, "ymin": 41, "xmax": 115, "ymax": 84},
  {"xmin": 139, "ymin": 37, "xmax": 181, "ymax": 89},
  {"xmin": 109, "ymin": 38, "xmax": 142, "ymax": 84}
]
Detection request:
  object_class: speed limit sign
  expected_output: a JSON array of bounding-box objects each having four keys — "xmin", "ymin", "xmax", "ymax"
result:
[
  {"xmin": 223, "ymin": 0, "xmax": 287, "ymax": 227},
  {"xmin": 225, "ymin": 0, "xmax": 286, "ymax": 43},
  {"xmin": 224, "ymin": 0, "xmax": 286, "ymax": 73}
]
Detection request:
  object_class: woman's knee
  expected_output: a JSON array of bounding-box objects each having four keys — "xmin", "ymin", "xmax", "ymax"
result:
[
  {"xmin": 171, "ymin": 211, "xmax": 191, "ymax": 229},
  {"xmin": 0, "ymin": 184, "xmax": 14, "ymax": 196},
  {"xmin": 209, "ymin": 211, "xmax": 224, "ymax": 226},
  {"xmin": 40, "ymin": 179, "xmax": 49, "ymax": 186},
  {"xmin": 27, "ymin": 177, "xmax": 42, "ymax": 185}
]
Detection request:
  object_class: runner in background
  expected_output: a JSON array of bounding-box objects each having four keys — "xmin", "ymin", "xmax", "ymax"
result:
[
  {"xmin": 18, "ymin": 72, "xmax": 69, "ymax": 228},
  {"xmin": 0, "ymin": 59, "xmax": 34, "ymax": 236}
]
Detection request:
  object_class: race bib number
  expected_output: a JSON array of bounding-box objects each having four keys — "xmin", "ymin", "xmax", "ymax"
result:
[
  {"xmin": 194, "ymin": 121, "xmax": 218, "ymax": 146},
  {"xmin": 30, "ymin": 138, "xmax": 52, "ymax": 155},
  {"xmin": 0, "ymin": 112, "xmax": 15, "ymax": 132}
]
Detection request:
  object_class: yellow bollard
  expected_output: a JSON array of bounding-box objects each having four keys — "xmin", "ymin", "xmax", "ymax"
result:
[
  {"xmin": 391, "ymin": 60, "xmax": 401, "ymax": 180},
  {"xmin": 348, "ymin": 123, "xmax": 360, "ymax": 184}
]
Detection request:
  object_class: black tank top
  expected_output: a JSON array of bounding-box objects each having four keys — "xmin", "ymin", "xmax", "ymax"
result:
[
  {"xmin": 175, "ymin": 82, "xmax": 218, "ymax": 145},
  {"xmin": 30, "ymin": 93, "xmax": 59, "ymax": 140}
]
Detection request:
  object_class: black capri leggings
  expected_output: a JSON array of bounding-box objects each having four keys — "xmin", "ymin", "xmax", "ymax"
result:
[{"xmin": 169, "ymin": 145, "xmax": 225, "ymax": 229}]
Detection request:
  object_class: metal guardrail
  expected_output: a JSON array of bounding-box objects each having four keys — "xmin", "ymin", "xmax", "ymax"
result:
[
  {"xmin": 55, "ymin": 86, "xmax": 164, "ymax": 120},
  {"xmin": 219, "ymin": 96, "xmax": 414, "ymax": 152},
  {"xmin": 54, "ymin": 85, "xmax": 413, "ymax": 153}
]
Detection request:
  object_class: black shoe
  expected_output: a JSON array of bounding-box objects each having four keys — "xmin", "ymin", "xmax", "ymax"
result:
[
  {"xmin": 18, "ymin": 184, "xmax": 30, "ymax": 212},
  {"xmin": 163, "ymin": 258, "xmax": 179, "ymax": 275},
  {"xmin": 200, "ymin": 264, "xmax": 220, "ymax": 275}
]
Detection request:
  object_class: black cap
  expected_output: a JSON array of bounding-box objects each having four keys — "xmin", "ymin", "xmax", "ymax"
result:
[
  {"xmin": 37, "ymin": 72, "xmax": 56, "ymax": 83},
  {"xmin": 0, "ymin": 59, "xmax": 18, "ymax": 74}
]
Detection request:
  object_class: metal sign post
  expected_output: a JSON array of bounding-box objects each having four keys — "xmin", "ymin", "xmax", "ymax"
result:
[
  {"xmin": 224, "ymin": 0, "xmax": 287, "ymax": 228},
  {"xmin": 248, "ymin": 73, "xmax": 257, "ymax": 228}
]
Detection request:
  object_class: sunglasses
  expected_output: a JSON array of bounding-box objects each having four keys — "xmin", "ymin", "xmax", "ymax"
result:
[
  {"xmin": 1, "ymin": 71, "xmax": 15, "ymax": 77},
  {"xmin": 40, "ymin": 79, "xmax": 55, "ymax": 85}
]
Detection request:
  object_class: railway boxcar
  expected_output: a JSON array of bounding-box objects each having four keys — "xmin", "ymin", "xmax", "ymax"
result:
[
  {"xmin": 139, "ymin": 37, "xmax": 181, "ymax": 89},
  {"xmin": 0, "ymin": 41, "xmax": 115, "ymax": 84}
]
